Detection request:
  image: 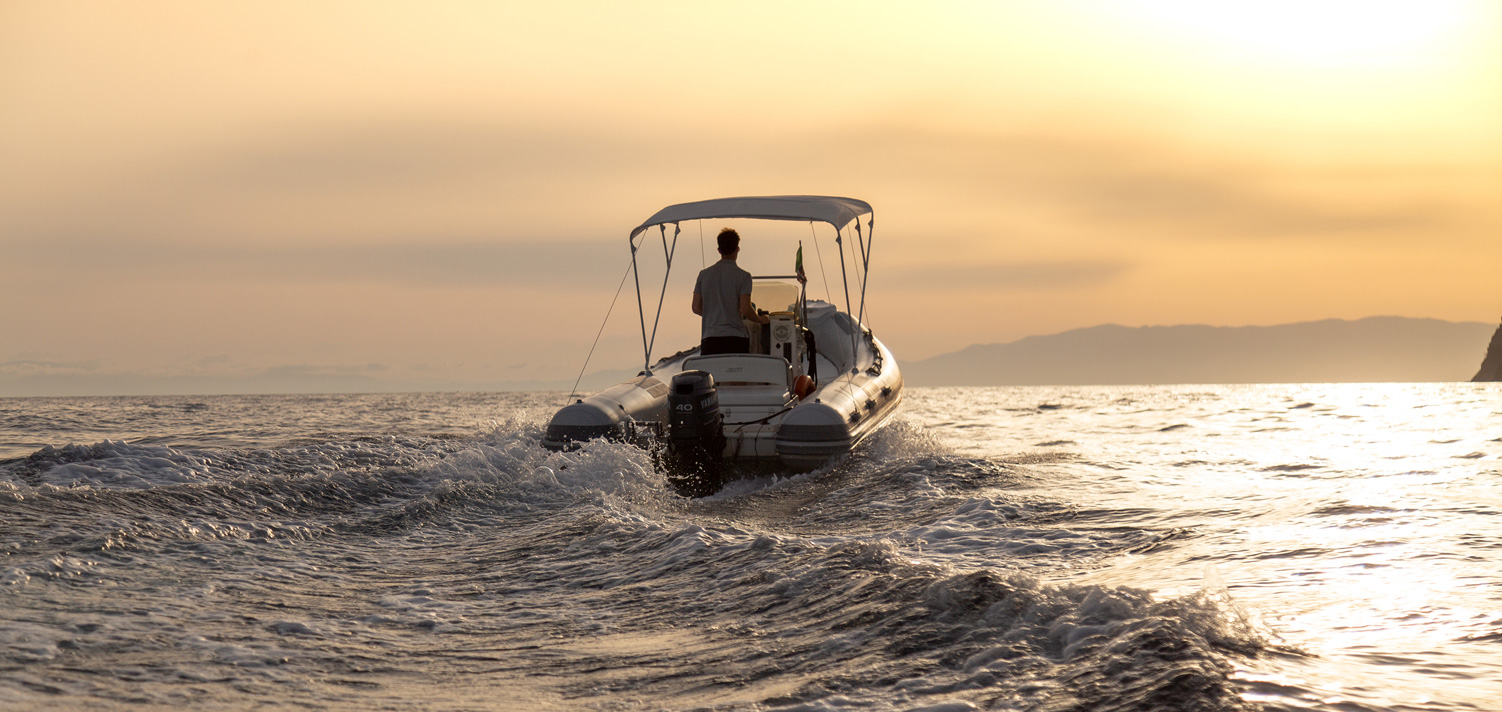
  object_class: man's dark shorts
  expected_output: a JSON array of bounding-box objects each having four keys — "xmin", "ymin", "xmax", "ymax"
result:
[{"xmin": 700, "ymin": 336, "xmax": 750, "ymax": 355}]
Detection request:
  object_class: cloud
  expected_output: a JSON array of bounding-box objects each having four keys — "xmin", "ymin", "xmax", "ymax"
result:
[
  {"xmin": 7, "ymin": 237, "xmax": 625, "ymax": 288},
  {"xmin": 1054, "ymin": 166, "xmax": 1444, "ymax": 237},
  {"xmin": 179, "ymin": 121, "xmax": 654, "ymax": 196},
  {"xmin": 0, "ymin": 118, "xmax": 687, "ymax": 255},
  {"xmin": 0, "ymin": 359, "xmax": 106, "ymax": 376},
  {"xmin": 810, "ymin": 124, "xmax": 1462, "ymax": 241},
  {"xmin": 887, "ymin": 260, "xmax": 1130, "ymax": 291}
]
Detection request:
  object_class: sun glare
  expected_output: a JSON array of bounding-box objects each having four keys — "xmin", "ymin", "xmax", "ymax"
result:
[{"xmin": 1115, "ymin": 0, "xmax": 1475, "ymax": 68}]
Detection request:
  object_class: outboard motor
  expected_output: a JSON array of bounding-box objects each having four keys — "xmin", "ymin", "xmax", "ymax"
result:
[{"xmin": 664, "ymin": 370, "xmax": 725, "ymax": 497}]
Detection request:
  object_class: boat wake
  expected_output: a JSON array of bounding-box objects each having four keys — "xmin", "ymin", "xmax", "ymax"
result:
[{"xmin": 2, "ymin": 408, "xmax": 1271, "ymax": 711}]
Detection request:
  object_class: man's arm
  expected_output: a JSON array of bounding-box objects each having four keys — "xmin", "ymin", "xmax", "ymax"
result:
[
  {"xmin": 692, "ymin": 292, "xmax": 703, "ymax": 316},
  {"xmin": 739, "ymin": 294, "xmax": 770, "ymax": 324}
]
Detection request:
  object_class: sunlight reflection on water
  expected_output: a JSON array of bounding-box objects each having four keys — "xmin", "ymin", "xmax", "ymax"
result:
[{"xmin": 907, "ymin": 383, "xmax": 1502, "ymax": 711}]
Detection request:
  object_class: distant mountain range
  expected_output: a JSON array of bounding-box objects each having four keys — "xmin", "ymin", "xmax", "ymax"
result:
[{"xmin": 904, "ymin": 317, "xmax": 1496, "ymax": 386}]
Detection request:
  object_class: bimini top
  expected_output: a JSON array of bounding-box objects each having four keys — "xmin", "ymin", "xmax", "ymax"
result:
[{"xmin": 629, "ymin": 195, "xmax": 872, "ymax": 241}]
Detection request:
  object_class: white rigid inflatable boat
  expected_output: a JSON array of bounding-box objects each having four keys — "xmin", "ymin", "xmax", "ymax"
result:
[{"xmin": 543, "ymin": 196, "xmax": 902, "ymax": 497}]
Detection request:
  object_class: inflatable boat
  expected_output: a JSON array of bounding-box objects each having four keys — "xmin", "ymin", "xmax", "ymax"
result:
[{"xmin": 542, "ymin": 196, "xmax": 902, "ymax": 496}]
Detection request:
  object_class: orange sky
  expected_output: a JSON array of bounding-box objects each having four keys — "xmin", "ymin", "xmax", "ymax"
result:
[{"xmin": 2, "ymin": 1, "xmax": 1499, "ymax": 391}]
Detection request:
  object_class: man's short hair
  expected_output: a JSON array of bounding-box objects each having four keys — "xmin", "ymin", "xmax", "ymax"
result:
[{"xmin": 717, "ymin": 228, "xmax": 740, "ymax": 256}]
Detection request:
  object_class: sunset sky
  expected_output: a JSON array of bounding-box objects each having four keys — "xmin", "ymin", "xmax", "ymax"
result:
[{"xmin": 3, "ymin": 1, "xmax": 1499, "ymax": 393}]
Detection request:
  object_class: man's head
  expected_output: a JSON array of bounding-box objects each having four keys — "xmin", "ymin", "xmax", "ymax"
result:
[{"xmin": 716, "ymin": 228, "xmax": 740, "ymax": 257}]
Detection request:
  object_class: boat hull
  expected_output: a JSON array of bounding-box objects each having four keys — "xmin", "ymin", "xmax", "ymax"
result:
[
  {"xmin": 776, "ymin": 337, "xmax": 903, "ymax": 469},
  {"xmin": 542, "ymin": 327, "xmax": 902, "ymax": 476},
  {"xmin": 541, "ymin": 375, "xmax": 669, "ymax": 450}
]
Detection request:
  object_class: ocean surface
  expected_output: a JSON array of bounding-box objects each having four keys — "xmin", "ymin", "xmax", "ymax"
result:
[{"xmin": 2, "ymin": 385, "xmax": 1499, "ymax": 711}]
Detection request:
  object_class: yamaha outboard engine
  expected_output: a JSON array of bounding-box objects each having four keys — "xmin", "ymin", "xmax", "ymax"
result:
[{"xmin": 664, "ymin": 370, "xmax": 725, "ymax": 497}]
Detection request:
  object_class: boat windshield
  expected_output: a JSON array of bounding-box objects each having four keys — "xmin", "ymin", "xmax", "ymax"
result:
[{"xmin": 751, "ymin": 279, "xmax": 800, "ymax": 314}]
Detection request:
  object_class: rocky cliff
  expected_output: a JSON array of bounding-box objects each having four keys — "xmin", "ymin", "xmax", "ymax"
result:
[{"xmin": 1473, "ymin": 319, "xmax": 1502, "ymax": 382}]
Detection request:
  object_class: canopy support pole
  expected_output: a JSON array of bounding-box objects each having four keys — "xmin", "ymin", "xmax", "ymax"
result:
[
  {"xmin": 835, "ymin": 227, "xmax": 859, "ymax": 374},
  {"xmin": 809, "ymin": 222, "xmax": 832, "ymax": 304},
  {"xmin": 630, "ymin": 235, "xmax": 651, "ymax": 375},
  {"xmin": 643, "ymin": 224, "xmax": 679, "ymax": 372},
  {"xmin": 855, "ymin": 215, "xmax": 874, "ymax": 329}
]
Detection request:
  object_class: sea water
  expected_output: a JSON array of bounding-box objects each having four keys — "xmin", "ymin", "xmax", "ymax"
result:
[{"xmin": 1, "ymin": 385, "xmax": 1498, "ymax": 711}]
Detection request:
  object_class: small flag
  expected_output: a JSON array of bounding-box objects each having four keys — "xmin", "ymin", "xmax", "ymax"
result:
[{"xmin": 795, "ymin": 242, "xmax": 806, "ymax": 283}]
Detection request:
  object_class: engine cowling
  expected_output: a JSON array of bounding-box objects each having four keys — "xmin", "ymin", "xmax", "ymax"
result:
[{"xmin": 663, "ymin": 370, "xmax": 725, "ymax": 497}]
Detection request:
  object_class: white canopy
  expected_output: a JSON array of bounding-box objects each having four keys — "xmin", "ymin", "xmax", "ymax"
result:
[{"xmin": 629, "ymin": 195, "xmax": 872, "ymax": 241}]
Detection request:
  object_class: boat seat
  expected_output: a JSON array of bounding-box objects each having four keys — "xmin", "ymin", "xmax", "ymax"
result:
[{"xmin": 683, "ymin": 354, "xmax": 791, "ymax": 390}]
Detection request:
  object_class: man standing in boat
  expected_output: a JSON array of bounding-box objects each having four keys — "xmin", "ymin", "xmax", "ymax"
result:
[{"xmin": 692, "ymin": 228, "xmax": 770, "ymax": 355}]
